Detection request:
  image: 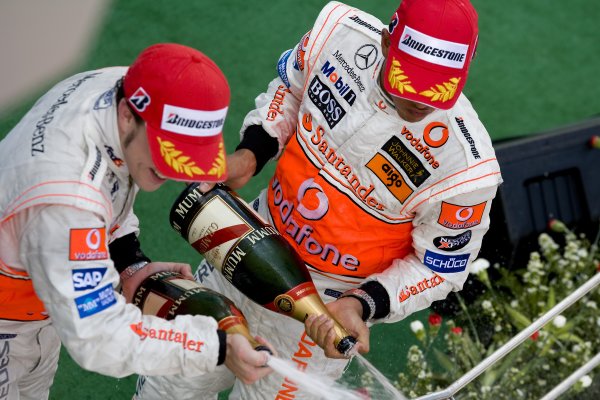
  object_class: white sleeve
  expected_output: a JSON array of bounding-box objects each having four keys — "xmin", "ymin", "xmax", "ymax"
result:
[
  {"xmin": 109, "ymin": 209, "xmax": 140, "ymax": 241},
  {"xmin": 368, "ymin": 185, "xmax": 499, "ymax": 323},
  {"xmin": 18, "ymin": 205, "xmax": 221, "ymax": 378},
  {"xmin": 240, "ymin": 31, "xmax": 309, "ymax": 156}
]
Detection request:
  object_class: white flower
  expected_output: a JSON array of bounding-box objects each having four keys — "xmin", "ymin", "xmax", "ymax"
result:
[
  {"xmin": 410, "ymin": 320, "xmax": 424, "ymax": 333},
  {"xmin": 596, "ymin": 317, "xmax": 600, "ymax": 327},
  {"xmin": 510, "ymin": 300, "xmax": 519, "ymax": 307},
  {"xmin": 482, "ymin": 300, "xmax": 492, "ymax": 310},
  {"xmin": 580, "ymin": 375, "xmax": 592, "ymax": 388},
  {"xmin": 553, "ymin": 315, "xmax": 567, "ymax": 328},
  {"xmin": 586, "ymin": 301, "xmax": 597, "ymax": 309},
  {"xmin": 469, "ymin": 258, "xmax": 490, "ymax": 274},
  {"xmin": 537, "ymin": 379, "xmax": 546, "ymax": 386}
]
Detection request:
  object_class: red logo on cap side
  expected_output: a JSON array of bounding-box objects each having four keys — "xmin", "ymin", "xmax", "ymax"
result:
[{"xmin": 129, "ymin": 87, "xmax": 151, "ymax": 112}]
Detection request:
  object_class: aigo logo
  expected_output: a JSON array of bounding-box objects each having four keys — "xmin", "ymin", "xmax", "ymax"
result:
[{"xmin": 69, "ymin": 228, "xmax": 108, "ymax": 261}]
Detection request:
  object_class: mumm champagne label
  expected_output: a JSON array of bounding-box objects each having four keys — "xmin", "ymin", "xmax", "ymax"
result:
[
  {"xmin": 186, "ymin": 196, "xmax": 277, "ymax": 283},
  {"xmin": 133, "ymin": 272, "xmax": 202, "ymax": 318}
]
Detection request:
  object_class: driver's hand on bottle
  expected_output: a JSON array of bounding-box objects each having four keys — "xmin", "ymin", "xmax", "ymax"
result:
[
  {"xmin": 225, "ymin": 334, "xmax": 275, "ymax": 384},
  {"xmin": 304, "ymin": 297, "xmax": 370, "ymax": 359},
  {"xmin": 120, "ymin": 261, "xmax": 194, "ymax": 303},
  {"xmin": 196, "ymin": 149, "xmax": 257, "ymax": 193}
]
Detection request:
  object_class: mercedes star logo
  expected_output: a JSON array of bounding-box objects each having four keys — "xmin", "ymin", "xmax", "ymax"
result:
[{"xmin": 354, "ymin": 44, "xmax": 378, "ymax": 70}]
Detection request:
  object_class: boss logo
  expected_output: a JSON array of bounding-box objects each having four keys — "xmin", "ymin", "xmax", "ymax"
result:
[{"xmin": 308, "ymin": 76, "xmax": 346, "ymax": 128}]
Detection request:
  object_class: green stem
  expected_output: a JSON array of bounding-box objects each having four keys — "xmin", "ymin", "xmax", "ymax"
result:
[{"xmin": 456, "ymin": 293, "xmax": 482, "ymax": 348}]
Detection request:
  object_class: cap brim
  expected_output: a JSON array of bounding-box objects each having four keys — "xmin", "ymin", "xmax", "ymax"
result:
[
  {"xmin": 383, "ymin": 48, "xmax": 467, "ymax": 110},
  {"xmin": 146, "ymin": 125, "xmax": 228, "ymax": 182}
]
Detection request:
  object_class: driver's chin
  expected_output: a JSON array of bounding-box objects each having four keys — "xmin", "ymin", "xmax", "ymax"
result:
[{"xmin": 135, "ymin": 169, "xmax": 165, "ymax": 192}]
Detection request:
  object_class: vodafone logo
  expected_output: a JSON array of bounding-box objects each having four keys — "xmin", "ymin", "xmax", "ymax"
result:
[
  {"xmin": 86, "ymin": 229, "xmax": 102, "ymax": 250},
  {"xmin": 423, "ymin": 122, "xmax": 449, "ymax": 148},
  {"xmin": 455, "ymin": 207, "xmax": 474, "ymax": 221},
  {"xmin": 296, "ymin": 178, "xmax": 329, "ymax": 220},
  {"xmin": 438, "ymin": 201, "xmax": 487, "ymax": 230},
  {"xmin": 69, "ymin": 228, "xmax": 108, "ymax": 260}
]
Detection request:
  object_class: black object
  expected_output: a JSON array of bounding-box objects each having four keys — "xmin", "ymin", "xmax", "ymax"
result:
[{"xmin": 479, "ymin": 116, "xmax": 600, "ymax": 268}]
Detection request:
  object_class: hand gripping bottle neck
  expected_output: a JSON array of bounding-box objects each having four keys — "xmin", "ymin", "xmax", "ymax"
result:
[
  {"xmin": 169, "ymin": 183, "xmax": 356, "ymax": 356},
  {"xmin": 133, "ymin": 270, "xmax": 269, "ymax": 353}
]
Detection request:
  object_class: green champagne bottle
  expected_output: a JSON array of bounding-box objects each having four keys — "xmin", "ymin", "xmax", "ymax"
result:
[
  {"xmin": 132, "ymin": 270, "xmax": 267, "ymax": 351},
  {"xmin": 169, "ymin": 183, "xmax": 356, "ymax": 355}
]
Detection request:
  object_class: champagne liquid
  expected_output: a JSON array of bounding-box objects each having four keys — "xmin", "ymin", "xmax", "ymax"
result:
[
  {"xmin": 170, "ymin": 184, "xmax": 357, "ymax": 355},
  {"xmin": 266, "ymin": 356, "xmax": 364, "ymax": 400}
]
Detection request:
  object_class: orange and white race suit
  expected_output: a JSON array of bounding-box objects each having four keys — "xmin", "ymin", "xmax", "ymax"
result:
[
  {"xmin": 240, "ymin": 2, "xmax": 502, "ymax": 323},
  {"xmin": 0, "ymin": 68, "xmax": 222, "ymax": 399}
]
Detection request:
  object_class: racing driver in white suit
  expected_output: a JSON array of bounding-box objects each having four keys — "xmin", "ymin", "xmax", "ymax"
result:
[
  {"xmin": 0, "ymin": 44, "xmax": 272, "ymax": 399},
  {"xmin": 137, "ymin": 0, "xmax": 503, "ymax": 399}
]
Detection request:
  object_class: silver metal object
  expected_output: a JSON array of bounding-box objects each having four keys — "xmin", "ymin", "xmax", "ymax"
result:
[
  {"xmin": 539, "ymin": 351, "xmax": 600, "ymax": 400},
  {"xmin": 414, "ymin": 272, "xmax": 600, "ymax": 400}
]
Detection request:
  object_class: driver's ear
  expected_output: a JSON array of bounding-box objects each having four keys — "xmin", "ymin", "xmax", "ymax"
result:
[{"xmin": 381, "ymin": 28, "xmax": 391, "ymax": 59}]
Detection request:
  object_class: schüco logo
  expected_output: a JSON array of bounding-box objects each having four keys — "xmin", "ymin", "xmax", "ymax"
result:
[{"xmin": 130, "ymin": 322, "xmax": 205, "ymax": 352}]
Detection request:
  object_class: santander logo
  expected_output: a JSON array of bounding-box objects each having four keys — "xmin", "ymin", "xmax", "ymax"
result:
[{"xmin": 130, "ymin": 322, "xmax": 205, "ymax": 352}]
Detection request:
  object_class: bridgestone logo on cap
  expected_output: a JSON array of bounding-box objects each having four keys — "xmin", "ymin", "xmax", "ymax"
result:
[
  {"xmin": 161, "ymin": 105, "xmax": 228, "ymax": 137},
  {"xmin": 399, "ymin": 26, "xmax": 469, "ymax": 69}
]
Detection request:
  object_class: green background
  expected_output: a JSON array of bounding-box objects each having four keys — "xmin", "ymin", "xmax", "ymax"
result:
[{"xmin": 1, "ymin": 0, "xmax": 599, "ymax": 398}]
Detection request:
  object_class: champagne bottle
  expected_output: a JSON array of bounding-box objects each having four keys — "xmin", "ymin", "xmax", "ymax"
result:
[
  {"xmin": 132, "ymin": 270, "xmax": 268, "ymax": 352},
  {"xmin": 169, "ymin": 183, "xmax": 356, "ymax": 355}
]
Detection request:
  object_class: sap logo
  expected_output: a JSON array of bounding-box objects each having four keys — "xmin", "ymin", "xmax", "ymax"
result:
[{"xmin": 72, "ymin": 267, "xmax": 107, "ymax": 291}]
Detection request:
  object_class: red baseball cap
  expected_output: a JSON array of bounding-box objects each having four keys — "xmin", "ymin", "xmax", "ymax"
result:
[
  {"xmin": 123, "ymin": 43, "xmax": 230, "ymax": 182},
  {"xmin": 383, "ymin": 0, "xmax": 478, "ymax": 110}
]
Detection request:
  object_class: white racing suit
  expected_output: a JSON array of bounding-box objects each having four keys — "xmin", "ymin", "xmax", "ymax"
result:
[
  {"xmin": 138, "ymin": 1, "xmax": 502, "ymax": 399},
  {"xmin": 0, "ymin": 68, "xmax": 224, "ymax": 399}
]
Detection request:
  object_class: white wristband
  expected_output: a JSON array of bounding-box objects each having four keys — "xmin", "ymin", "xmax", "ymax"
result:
[{"xmin": 119, "ymin": 261, "xmax": 149, "ymax": 280}]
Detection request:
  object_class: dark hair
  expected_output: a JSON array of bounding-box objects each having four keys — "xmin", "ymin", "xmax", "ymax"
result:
[{"xmin": 115, "ymin": 77, "xmax": 144, "ymax": 125}]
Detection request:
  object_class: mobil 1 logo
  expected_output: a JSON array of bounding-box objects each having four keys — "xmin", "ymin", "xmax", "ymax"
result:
[{"xmin": 308, "ymin": 76, "xmax": 346, "ymax": 128}]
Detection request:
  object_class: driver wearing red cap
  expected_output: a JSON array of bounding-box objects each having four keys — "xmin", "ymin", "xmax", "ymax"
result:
[
  {"xmin": 138, "ymin": 1, "xmax": 502, "ymax": 399},
  {"xmin": 0, "ymin": 43, "xmax": 272, "ymax": 400}
]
